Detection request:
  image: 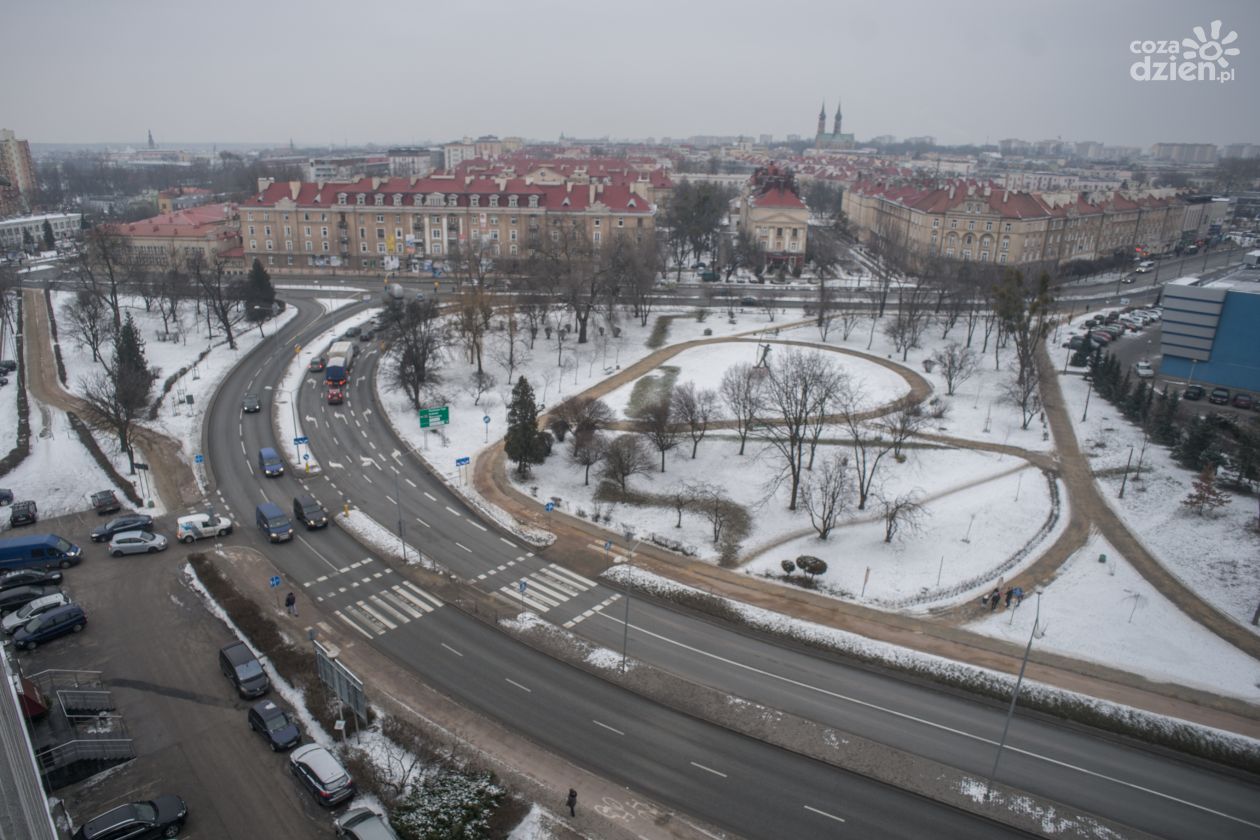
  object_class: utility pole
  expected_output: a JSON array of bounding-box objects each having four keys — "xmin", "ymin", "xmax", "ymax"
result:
[
  {"xmin": 1119, "ymin": 445, "xmax": 1134, "ymax": 498},
  {"xmin": 987, "ymin": 591, "xmax": 1041, "ymax": 798}
]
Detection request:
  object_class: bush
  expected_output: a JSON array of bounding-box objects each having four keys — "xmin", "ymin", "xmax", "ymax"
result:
[
  {"xmin": 391, "ymin": 769, "xmax": 505, "ymax": 840},
  {"xmin": 148, "ymin": 346, "xmax": 213, "ymax": 420},
  {"xmin": 0, "ymin": 296, "xmax": 31, "ymax": 478}
]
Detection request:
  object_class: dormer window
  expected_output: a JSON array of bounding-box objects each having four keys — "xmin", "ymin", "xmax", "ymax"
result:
[
  {"xmin": 355, "ymin": 194, "xmax": 365, "ymax": 206},
  {"xmin": 447, "ymin": 194, "xmax": 459, "ymax": 207},
  {"xmin": 489, "ymin": 195, "xmax": 499, "ymax": 207},
  {"xmin": 470, "ymin": 195, "xmax": 480, "ymax": 207},
  {"xmin": 528, "ymin": 196, "xmax": 539, "ymax": 208},
  {"xmin": 627, "ymin": 198, "xmax": 637, "ymax": 208},
  {"xmin": 393, "ymin": 194, "xmax": 402, "ymax": 206},
  {"xmin": 338, "ymin": 193, "xmax": 347, "ymax": 205},
  {"xmin": 414, "ymin": 195, "xmax": 424, "ymax": 206},
  {"xmin": 374, "ymin": 194, "xmax": 384, "ymax": 206},
  {"xmin": 427, "ymin": 194, "xmax": 442, "ymax": 206},
  {"xmin": 508, "ymin": 195, "xmax": 518, "ymax": 208}
]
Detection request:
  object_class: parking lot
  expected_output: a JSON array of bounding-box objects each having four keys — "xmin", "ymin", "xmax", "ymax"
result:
[{"xmin": 7, "ymin": 510, "xmax": 331, "ymax": 839}]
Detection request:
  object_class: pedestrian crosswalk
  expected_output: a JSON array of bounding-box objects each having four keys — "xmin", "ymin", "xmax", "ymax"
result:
[
  {"xmin": 334, "ymin": 580, "xmax": 444, "ymax": 638},
  {"xmin": 498, "ymin": 564, "xmax": 598, "ymax": 614}
]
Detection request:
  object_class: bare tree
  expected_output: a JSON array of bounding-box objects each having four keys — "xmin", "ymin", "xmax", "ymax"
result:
[
  {"xmin": 931, "ymin": 342, "xmax": 979, "ymax": 396},
  {"xmin": 671, "ymin": 381, "xmax": 718, "ymax": 458},
  {"xmin": 540, "ymin": 221, "xmax": 604, "ymax": 344},
  {"xmin": 755, "ymin": 349, "xmax": 841, "ymax": 510},
  {"xmin": 837, "ymin": 306, "xmax": 863, "ymax": 342},
  {"xmin": 720, "ymin": 362, "xmax": 763, "ymax": 455},
  {"xmin": 881, "ymin": 282, "xmax": 933, "ymax": 361},
  {"xmin": 555, "ymin": 396, "xmax": 615, "ymax": 440},
  {"xmin": 639, "ymin": 396, "xmax": 679, "ymax": 472},
  {"xmin": 63, "ymin": 289, "xmax": 112, "ymax": 365},
  {"xmin": 800, "ymin": 451, "xmax": 850, "ymax": 539},
  {"xmin": 692, "ymin": 482, "xmax": 736, "ymax": 545},
  {"xmin": 455, "ymin": 286, "xmax": 493, "ymax": 374},
  {"xmin": 1001, "ymin": 365, "xmax": 1042, "ymax": 430},
  {"xmin": 995, "ymin": 270, "xmax": 1055, "ymax": 399},
  {"xmin": 877, "ymin": 403, "xmax": 925, "ymax": 460},
  {"xmin": 843, "ymin": 392, "xmax": 895, "ymax": 511},
  {"xmin": 668, "ymin": 482, "xmax": 700, "ymax": 528},
  {"xmin": 880, "ymin": 490, "xmax": 927, "ymax": 543},
  {"xmin": 387, "ymin": 298, "xmax": 447, "ymax": 410},
  {"xmin": 569, "ymin": 432, "xmax": 609, "ymax": 486},
  {"xmin": 600, "ymin": 434, "xmax": 654, "ymax": 492},
  {"xmin": 488, "ymin": 318, "xmax": 531, "ymax": 385},
  {"xmin": 467, "ymin": 370, "xmax": 496, "ymax": 406},
  {"xmin": 75, "ymin": 224, "xmax": 131, "ymax": 334},
  {"xmin": 188, "ymin": 252, "xmax": 243, "ymax": 350}
]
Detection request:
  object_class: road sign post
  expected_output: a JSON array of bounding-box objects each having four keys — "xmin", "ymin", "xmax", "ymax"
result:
[
  {"xmin": 518, "ymin": 578, "xmax": 528, "ymax": 614},
  {"xmin": 418, "ymin": 406, "xmax": 450, "ymax": 429},
  {"xmin": 269, "ymin": 575, "xmax": 282, "ymax": 609}
]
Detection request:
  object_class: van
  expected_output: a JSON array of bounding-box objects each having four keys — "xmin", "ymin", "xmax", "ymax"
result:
[
  {"xmin": 256, "ymin": 503, "xmax": 294, "ymax": 543},
  {"xmin": 293, "ymin": 495, "xmax": 328, "ymax": 530},
  {"xmin": 258, "ymin": 447, "xmax": 284, "ymax": 477},
  {"xmin": 219, "ymin": 641, "xmax": 270, "ymax": 698},
  {"xmin": 0, "ymin": 534, "xmax": 83, "ymax": 571}
]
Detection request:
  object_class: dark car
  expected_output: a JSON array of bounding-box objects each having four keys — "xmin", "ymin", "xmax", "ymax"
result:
[
  {"xmin": 219, "ymin": 641, "xmax": 270, "ymax": 698},
  {"xmin": 1183, "ymin": 385, "xmax": 1205, "ymax": 401},
  {"xmin": 1209, "ymin": 387, "xmax": 1231, "ymax": 405},
  {"xmin": 0, "ymin": 568, "xmax": 63, "ymax": 592},
  {"xmin": 0, "ymin": 585, "xmax": 58, "ymax": 615},
  {"xmin": 343, "ymin": 326, "xmax": 361, "ymax": 339},
  {"xmin": 1232, "ymin": 393, "xmax": 1254, "ymax": 410},
  {"xmin": 9, "ymin": 500, "xmax": 37, "ymax": 527},
  {"xmin": 71, "ymin": 795, "xmax": 187, "ymax": 840},
  {"xmin": 242, "ymin": 393, "xmax": 262, "ymax": 413},
  {"xmin": 327, "ymin": 387, "xmax": 344, "ymax": 405},
  {"xmin": 358, "ymin": 328, "xmax": 373, "ymax": 342},
  {"xmin": 293, "ymin": 495, "xmax": 328, "ymax": 529},
  {"xmin": 13, "ymin": 603, "xmax": 86, "ymax": 650},
  {"xmin": 248, "ymin": 699, "xmax": 302, "ymax": 751},
  {"xmin": 739, "ymin": 296, "xmax": 758, "ymax": 307},
  {"xmin": 290, "ymin": 743, "xmax": 355, "ymax": 807},
  {"xmin": 91, "ymin": 513, "xmax": 155, "ymax": 543},
  {"xmin": 0, "ymin": 360, "xmax": 16, "ymax": 373},
  {"xmin": 90, "ymin": 490, "xmax": 121, "ymax": 515},
  {"xmin": 0, "ymin": 488, "xmax": 12, "ymax": 506},
  {"xmin": 336, "ymin": 807, "xmax": 401, "ymax": 839},
  {"xmin": 308, "ymin": 355, "xmax": 327, "ymax": 373}
]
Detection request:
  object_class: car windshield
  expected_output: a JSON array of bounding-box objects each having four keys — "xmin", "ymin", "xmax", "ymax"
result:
[
  {"xmin": 266, "ymin": 516, "xmax": 286, "ymax": 527},
  {"xmin": 53, "ymin": 538, "xmax": 72, "ymax": 553},
  {"xmin": 237, "ymin": 660, "xmax": 264, "ymax": 680},
  {"xmin": 15, "ymin": 600, "xmax": 42, "ymax": 619},
  {"xmin": 266, "ymin": 712, "xmax": 292, "ymax": 732},
  {"xmin": 133, "ymin": 802, "xmax": 157, "ymax": 821}
]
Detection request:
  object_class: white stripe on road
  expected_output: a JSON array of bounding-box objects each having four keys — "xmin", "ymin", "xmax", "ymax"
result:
[
  {"xmin": 469, "ymin": 521, "xmax": 487, "ymax": 532},
  {"xmin": 423, "ymin": 492, "xmax": 437, "ymax": 501},
  {"xmin": 441, "ymin": 643, "xmax": 463, "ymax": 657},
  {"xmin": 803, "ymin": 805, "xmax": 845, "ymax": 824},
  {"xmin": 404, "ymin": 478, "xmax": 417, "ymax": 488},
  {"xmin": 505, "ymin": 678, "xmax": 532, "ymax": 693},
  {"xmin": 499, "ymin": 538, "xmax": 516, "ymax": 548},
  {"xmin": 592, "ymin": 720, "xmax": 624, "ymax": 736},
  {"xmin": 444, "ymin": 506, "xmax": 460, "ymax": 516},
  {"xmin": 455, "ymin": 542, "xmax": 472, "ymax": 553},
  {"xmin": 335, "ymin": 610, "xmax": 375, "ymax": 639},
  {"xmin": 398, "ymin": 580, "xmax": 444, "ymax": 609},
  {"xmin": 415, "ymin": 517, "xmax": 430, "ymax": 528},
  {"xmin": 690, "ymin": 761, "xmax": 726, "ymax": 778}
]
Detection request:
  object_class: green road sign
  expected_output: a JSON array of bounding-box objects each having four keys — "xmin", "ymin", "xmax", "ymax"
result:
[{"xmin": 418, "ymin": 406, "xmax": 450, "ymax": 428}]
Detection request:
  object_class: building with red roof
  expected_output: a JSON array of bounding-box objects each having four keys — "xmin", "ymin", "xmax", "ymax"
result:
[
  {"xmin": 113, "ymin": 202, "xmax": 242, "ymax": 271},
  {"xmin": 735, "ymin": 164, "xmax": 810, "ymax": 272}
]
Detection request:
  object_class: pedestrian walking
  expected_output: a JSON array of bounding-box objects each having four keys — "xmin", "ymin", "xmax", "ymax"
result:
[
  {"xmin": 1013, "ymin": 587, "xmax": 1025, "ymax": 607},
  {"xmin": 285, "ymin": 591, "xmax": 297, "ymax": 616},
  {"xmin": 988, "ymin": 588, "xmax": 1000, "ymax": 612},
  {"xmin": 566, "ymin": 788, "xmax": 577, "ymax": 818},
  {"xmin": 1004, "ymin": 588, "xmax": 1014, "ymax": 608}
]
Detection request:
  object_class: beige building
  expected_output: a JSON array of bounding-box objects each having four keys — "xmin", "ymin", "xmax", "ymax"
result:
[
  {"xmin": 114, "ymin": 203, "xmax": 242, "ymax": 270},
  {"xmin": 240, "ymin": 173, "xmax": 655, "ymax": 274},
  {"xmin": 735, "ymin": 164, "xmax": 809, "ymax": 271},
  {"xmin": 1, "ymin": 129, "xmax": 37, "ymax": 217}
]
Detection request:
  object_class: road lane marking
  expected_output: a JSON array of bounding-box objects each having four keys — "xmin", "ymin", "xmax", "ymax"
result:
[
  {"xmin": 423, "ymin": 492, "xmax": 437, "ymax": 501},
  {"xmin": 803, "ymin": 805, "xmax": 845, "ymax": 824},
  {"xmin": 441, "ymin": 643, "xmax": 463, "ymax": 657},
  {"xmin": 690, "ymin": 762, "xmax": 726, "ymax": 778},
  {"xmin": 455, "ymin": 542, "xmax": 472, "ymax": 553},
  {"xmin": 404, "ymin": 478, "xmax": 417, "ymax": 488},
  {"xmin": 444, "ymin": 506, "xmax": 460, "ymax": 516},
  {"xmin": 592, "ymin": 720, "xmax": 624, "ymax": 736},
  {"xmin": 416, "ymin": 517, "xmax": 430, "ymax": 528},
  {"xmin": 356, "ymin": 600, "xmax": 398, "ymax": 630},
  {"xmin": 499, "ymin": 538, "xmax": 516, "ymax": 548},
  {"xmin": 505, "ymin": 678, "xmax": 532, "ymax": 693},
  {"xmin": 385, "ymin": 495, "xmax": 396, "ymax": 505},
  {"xmin": 469, "ymin": 521, "xmax": 487, "ymax": 532},
  {"xmin": 398, "ymin": 581, "xmax": 444, "ymax": 609},
  {"xmin": 335, "ymin": 610, "xmax": 375, "ymax": 639}
]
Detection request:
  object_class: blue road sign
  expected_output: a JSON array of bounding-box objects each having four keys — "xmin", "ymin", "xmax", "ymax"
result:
[
  {"xmin": 544, "ymin": 501, "xmax": 555, "ymax": 512},
  {"xmin": 269, "ymin": 575, "xmax": 282, "ymax": 588},
  {"xmin": 482, "ymin": 415, "xmax": 490, "ymax": 424},
  {"xmin": 518, "ymin": 579, "xmax": 528, "ymax": 593},
  {"xmin": 455, "ymin": 456, "xmax": 471, "ymax": 466},
  {"xmin": 604, "ymin": 540, "xmax": 612, "ymax": 551},
  {"xmin": 303, "ymin": 453, "xmax": 310, "ymax": 461},
  {"xmin": 194, "ymin": 454, "xmax": 204, "ymax": 464},
  {"xmin": 294, "ymin": 435, "xmax": 309, "ymax": 445}
]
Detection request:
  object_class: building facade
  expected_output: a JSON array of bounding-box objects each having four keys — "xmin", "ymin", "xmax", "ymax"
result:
[
  {"xmin": 0, "ymin": 129, "xmax": 37, "ymax": 217},
  {"xmin": 814, "ymin": 100, "xmax": 855, "ymax": 150},
  {"xmin": 239, "ymin": 174, "xmax": 655, "ymax": 274},
  {"xmin": 0, "ymin": 213, "xmax": 82, "ymax": 254},
  {"xmin": 114, "ymin": 203, "xmax": 241, "ymax": 270},
  {"xmin": 1158, "ymin": 278, "xmax": 1260, "ymax": 392},
  {"xmin": 735, "ymin": 164, "xmax": 809, "ymax": 271}
]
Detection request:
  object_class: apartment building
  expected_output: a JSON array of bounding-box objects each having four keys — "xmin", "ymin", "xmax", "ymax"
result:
[
  {"xmin": 113, "ymin": 203, "xmax": 241, "ymax": 269},
  {"xmin": 735, "ymin": 164, "xmax": 809, "ymax": 271},
  {"xmin": 0, "ymin": 129, "xmax": 37, "ymax": 217}
]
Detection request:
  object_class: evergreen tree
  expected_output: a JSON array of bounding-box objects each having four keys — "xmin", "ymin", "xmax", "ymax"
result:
[
  {"xmin": 41, "ymin": 219, "xmax": 55, "ymax": 251},
  {"xmin": 1174, "ymin": 415, "xmax": 1219, "ymax": 471},
  {"xmin": 112, "ymin": 312, "xmax": 157, "ymax": 404},
  {"xmin": 22, "ymin": 228, "xmax": 34, "ymax": 250},
  {"xmin": 1112, "ymin": 370, "xmax": 1132, "ymax": 407},
  {"xmin": 243, "ymin": 258, "xmax": 276, "ymax": 322},
  {"xmin": 1123, "ymin": 381, "xmax": 1147, "ymax": 421},
  {"xmin": 505, "ymin": 376, "xmax": 546, "ymax": 477},
  {"xmin": 1181, "ymin": 467, "xmax": 1230, "ymax": 516},
  {"xmin": 1151, "ymin": 390, "xmax": 1181, "ymax": 446},
  {"xmin": 1070, "ymin": 344, "xmax": 1093, "ymax": 369}
]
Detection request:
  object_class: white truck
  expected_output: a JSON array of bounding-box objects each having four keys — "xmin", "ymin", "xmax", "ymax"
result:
[
  {"xmin": 1244, "ymin": 249, "xmax": 1260, "ymax": 269},
  {"xmin": 176, "ymin": 511, "xmax": 234, "ymax": 544},
  {"xmin": 328, "ymin": 340, "xmax": 356, "ymax": 370}
]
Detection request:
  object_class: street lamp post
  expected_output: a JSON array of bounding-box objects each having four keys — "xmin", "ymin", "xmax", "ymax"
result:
[
  {"xmin": 1081, "ymin": 380, "xmax": 1092, "ymax": 422},
  {"xmin": 986, "ymin": 590, "xmax": 1041, "ymax": 798},
  {"xmin": 394, "ymin": 469, "xmax": 408, "ymax": 565}
]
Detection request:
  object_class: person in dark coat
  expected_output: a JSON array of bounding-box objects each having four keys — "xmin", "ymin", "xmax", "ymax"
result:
[
  {"xmin": 988, "ymin": 588, "xmax": 1001, "ymax": 611},
  {"xmin": 1004, "ymin": 588, "xmax": 1014, "ymax": 608},
  {"xmin": 285, "ymin": 591, "xmax": 297, "ymax": 616},
  {"xmin": 566, "ymin": 788, "xmax": 577, "ymax": 817}
]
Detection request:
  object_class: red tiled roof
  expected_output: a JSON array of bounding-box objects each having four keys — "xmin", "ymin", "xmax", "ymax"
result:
[
  {"xmin": 117, "ymin": 203, "xmax": 237, "ymax": 238},
  {"xmin": 752, "ymin": 187, "xmax": 806, "ymax": 209}
]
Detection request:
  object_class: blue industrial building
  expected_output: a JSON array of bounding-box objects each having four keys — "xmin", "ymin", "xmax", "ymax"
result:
[{"xmin": 1159, "ymin": 275, "xmax": 1260, "ymax": 393}]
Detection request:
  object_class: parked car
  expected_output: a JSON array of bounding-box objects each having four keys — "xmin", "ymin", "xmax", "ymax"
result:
[
  {"xmin": 0, "ymin": 488, "xmax": 12, "ymax": 506},
  {"xmin": 308, "ymin": 356, "xmax": 327, "ymax": 373},
  {"xmin": 242, "ymin": 393, "xmax": 262, "ymax": 413},
  {"xmin": 0, "ymin": 534, "xmax": 82, "ymax": 571},
  {"xmin": 358, "ymin": 329, "xmax": 373, "ymax": 342},
  {"xmin": 255, "ymin": 502, "xmax": 294, "ymax": 543},
  {"xmin": 1089, "ymin": 331, "xmax": 1114, "ymax": 345},
  {"xmin": 109, "ymin": 530, "xmax": 168, "ymax": 557},
  {"xmin": 1133, "ymin": 361, "xmax": 1154, "ymax": 378},
  {"xmin": 327, "ymin": 387, "xmax": 344, "ymax": 405},
  {"xmin": 71, "ymin": 795, "xmax": 187, "ymax": 840},
  {"xmin": 1135, "ymin": 261, "xmax": 1154, "ymax": 273},
  {"xmin": 739, "ymin": 296, "xmax": 758, "ymax": 307},
  {"xmin": 2, "ymin": 591, "xmax": 70, "ymax": 634},
  {"xmin": 1209, "ymin": 387, "xmax": 1231, "ymax": 405},
  {"xmin": 0, "ymin": 360, "xmax": 16, "ymax": 373},
  {"xmin": 12, "ymin": 603, "xmax": 86, "ymax": 650},
  {"xmin": 0, "ymin": 585, "xmax": 58, "ymax": 615},
  {"xmin": 91, "ymin": 513, "xmax": 155, "ymax": 543},
  {"xmin": 335, "ymin": 807, "xmax": 400, "ymax": 839},
  {"xmin": 258, "ymin": 447, "xmax": 284, "ymax": 477},
  {"xmin": 219, "ymin": 641, "xmax": 270, "ymax": 698},
  {"xmin": 9, "ymin": 500, "xmax": 37, "ymax": 527},
  {"xmin": 290, "ymin": 743, "xmax": 355, "ymax": 807},
  {"xmin": 176, "ymin": 511, "xmax": 233, "ymax": 543},
  {"xmin": 342, "ymin": 326, "xmax": 362, "ymax": 339},
  {"xmin": 248, "ymin": 699, "xmax": 302, "ymax": 751},
  {"xmin": 293, "ymin": 495, "xmax": 328, "ymax": 530},
  {"xmin": 90, "ymin": 490, "xmax": 121, "ymax": 515},
  {"xmin": 0, "ymin": 568, "xmax": 62, "ymax": 592},
  {"xmin": 1183, "ymin": 385, "xmax": 1205, "ymax": 401},
  {"xmin": 1232, "ymin": 393, "xmax": 1254, "ymax": 410}
]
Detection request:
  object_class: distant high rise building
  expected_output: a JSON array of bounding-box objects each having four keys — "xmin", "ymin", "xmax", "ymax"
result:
[
  {"xmin": 0, "ymin": 129, "xmax": 37, "ymax": 217},
  {"xmin": 759, "ymin": 134, "xmax": 773, "ymax": 145},
  {"xmin": 148, "ymin": 129, "xmax": 155, "ymax": 149},
  {"xmin": 1150, "ymin": 143, "xmax": 1218, "ymax": 164},
  {"xmin": 1222, "ymin": 143, "xmax": 1260, "ymax": 160}
]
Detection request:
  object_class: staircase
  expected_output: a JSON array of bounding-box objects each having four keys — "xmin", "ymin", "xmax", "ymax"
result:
[{"xmin": 25, "ymin": 670, "xmax": 135, "ymax": 790}]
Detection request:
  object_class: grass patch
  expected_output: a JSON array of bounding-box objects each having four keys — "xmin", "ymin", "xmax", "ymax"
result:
[
  {"xmin": 645, "ymin": 315, "xmax": 674, "ymax": 349},
  {"xmin": 595, "ymin": 478, "xmax": 750, "ymax": 566},
  {"xmin": 624, "ymin": 366, "xmax": 679, "ymax": 419}
]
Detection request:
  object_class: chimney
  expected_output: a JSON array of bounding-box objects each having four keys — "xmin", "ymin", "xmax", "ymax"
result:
[
  {"xmin": 948, "ymin": 184, "xmax": 955, "ymax": 200},
  {"xmin": 566, "ymin": 182, "xmax": 573, "ymax": 193},
  {"xmin": 1003, "ymin": 190, "xmax": 1009, "ymax": 203},
  {"xmin": 290, "ymin": 181, "xmax": 300, "ymax": 200},
  {"xmin": 589, "ymin": 184, "xmax": 596, "ymax": 203}
]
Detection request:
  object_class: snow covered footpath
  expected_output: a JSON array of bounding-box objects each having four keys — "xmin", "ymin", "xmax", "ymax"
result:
[
  {"xmin": 604, "ymin": 564, "xmax": 1260, "ymax": 763},
  {"xmin": 968, "ymin": 532, "xmax": 1260, "ymax": 702},
  {"xmin": 273, "ymin": 307, "xmax": 378, "ymax": 473},
  {"xmin": 1057, "ymin": 363, "xmax": 1260, "ymax": 636},
  {"xmin": 335, "ymin": 508, "xmax": 439, "ymax": 571},
  {"xmin": 0, "ymin": 365, "xmax": 16, "ymax": 453}
]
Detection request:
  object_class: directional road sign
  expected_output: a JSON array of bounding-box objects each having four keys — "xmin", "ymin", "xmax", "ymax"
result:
[
  {"xmin": 482, "ymin": 415, "xmax": 490, "ymax": 425},
  {"xmin": 604, "ymin": 540, "xmax": 612, "ymax": 551},
  {"xmin": 269, "ymin": 575, "xmax": 282, "ymax": 588},
  {"xmin": 303, "ymin": 453, "xmax": 310, "ymax": 461},
  {"xmin": 133, "ymin": 462, "xmax": 150, "ymax": 471},
  {"xmin": 544, "ymin": 501, "xmax": 555, "ymax": 512},
  {"xmin": 455, "ymin": 456, "xmax": 471, "ymax": 467},
  {"xmin": 518, "ymin": 579, "xmax": 528, "ymax": 593},
  {"xmin": 293, "ymin": 435, "xmax": 309, "ymax": 445},
  {"xmin": 418, "ymin": 406, "xmax": 450, "ymax": 428}
]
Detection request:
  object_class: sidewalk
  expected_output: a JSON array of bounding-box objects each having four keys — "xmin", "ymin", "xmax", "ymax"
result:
[{"xmin": 22, "ymin": 288, "xmax": 201, "ymax": 511}]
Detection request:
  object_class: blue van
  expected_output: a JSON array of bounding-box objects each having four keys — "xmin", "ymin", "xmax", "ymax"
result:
[
  {"xmin": 0, "ymin": 534, "xmax": 83, "ymax": 571},
  {"xmin": 258, "ymin": 447, "xmax": 285, "ymax": 477},
  {"xmin": 255, "ymin": 502, "xmax": 294, "ymax": 543}
]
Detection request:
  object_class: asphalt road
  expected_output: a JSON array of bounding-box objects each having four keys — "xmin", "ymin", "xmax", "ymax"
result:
[{"xmin": 198, "ymin": 291, "xmax": 1260, "ymax": 839}]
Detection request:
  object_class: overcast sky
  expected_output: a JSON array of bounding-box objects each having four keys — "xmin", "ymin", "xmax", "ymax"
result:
[{"xmin": 2, "ymin": 0, "xmax": 1257, "ymax": 148}]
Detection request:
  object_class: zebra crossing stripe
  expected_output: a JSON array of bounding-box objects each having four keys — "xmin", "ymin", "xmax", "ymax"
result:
[
  {"xmin": 355, "ymin": 600, "xmax": 398, "ymax": 630},
  {"xmin": 377, "ymin": 590, "xmax": 423, "ymax": 619},
  {"xmin": 534, "ymin": 567, "xmax": 589, "ymax": 597},
  {"xmin": 390, "ymin": 585, "xmax": 435, "ymax": 614},
  {"xmin": 369, "ymin": 594, "xmax": 410, "ymax": 623},
  {"xmin": 543, "ymin": 564, "xmax": 598, "ymax": 590},
  {"xmin": 518, "ymin": 577, "xmax": 572, "ymax": 604},
  {"xmin": 398, "ymin": 580, "xmax": 444, "ymax": 610},
  {"xmin": 335, "ymin": 610, "xmax": 376, "ymax": 639}
]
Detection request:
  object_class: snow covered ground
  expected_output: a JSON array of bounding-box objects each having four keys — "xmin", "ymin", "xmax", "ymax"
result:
[
  {"xmin": 968, "ymin": 532, "xmax": 1260, "ymax": 702},
  {"xmin": 335, "ymin": 508, "xmax": 438, "ymax": 571},
  {"xmin": 314, "ymin": 297, "xmax": 357, "ymax": 315},
  {"xmin": 1056, "ymin": 362, "xmax": 1260, "ymax": 636},
  {"xmin": 0, "ymin": 367, "xmax": 16, "ymax": 453}
]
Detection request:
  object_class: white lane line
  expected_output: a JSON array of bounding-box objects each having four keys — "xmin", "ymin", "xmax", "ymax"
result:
[
  {"xmin": 505, "ymin": 678, "xmax": 532, "ymax": 693},
  {"xmin": 239, "ymin": 440, "xmax": 246, "ymax": 455},
  {"xmin": 390, "ymin": 586, "xmax": 435, "ymax": 615},
  {"xmin": 363, "ymin": 473, "xmax": 373, "ymax": 484},
  {"xmin": 689, "ymin": 761, "xmax": 726, "ymax": 779},
  {"xmin": 469, "ymin": 521, "xmax": 487, "ymax": 532},
  {"xmin": 444, "ymin": 506, "xmax": 460, "ymax": 516},
  {"xmin": 404, "ymin": 478, "xmax": 417, "ymax": 488},
  {"xmin": 592, "ymin": 720, "xmax": 624, "ymax": 736},
  {"xmin": 416, "ymin": 517, "xmax": 430, "ymax": 528},
  {"xmin": 368, "ymin": 440, "xmax": 377, "ymax": 450},
  {"xmin": 247, "ymin": 461, "xmax": 255, "ymax": 476},
  {"xmin": 803, "ymin": 805, "xmax": 845, "ymax": 824},
  {"xmin": 441, "ymin": 643, "xmax": 463, "ymax": 657},
  {"xmin": 385, "ymin": 495, "xmax": 396, "ymax": 505},
  {"xmin": 455, "ymin": 542, "xmax": 472, "ymax": 553},
  {"xmin": 499, "ymin": 537, "xmax": 516, "ymax": 548},
  {"xmin": 423, "ymin": 491, "xmax": 437, "ymax": 501},
  {"xmin": 595, "ymin": 614, "xmax": 1258, "ymax": 829},
  {"xmin": 356, "ymin": 600, "xmax": 398, "ymax": 630}
]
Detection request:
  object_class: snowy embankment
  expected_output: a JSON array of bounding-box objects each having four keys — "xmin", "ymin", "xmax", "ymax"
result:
[{"xmin": 335, "ymin": 508, "xmax": 438, "ymax": 571}]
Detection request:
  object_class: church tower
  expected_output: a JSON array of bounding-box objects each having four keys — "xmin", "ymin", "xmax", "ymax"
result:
[
  {"xmin": 816, "ymin": 101, "xmax": 826, "ymax": 139},
  {"xmin": 147, "ymin": 129, "xmax": 155, "ymax": 149},
  {"xmin": 832, "ymin": 99, "xmax": 842, "ymax": 137}
]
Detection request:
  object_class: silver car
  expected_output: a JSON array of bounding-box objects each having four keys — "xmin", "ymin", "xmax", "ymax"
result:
[
  {"xmin": 335, "ymin": 807, "xmax": 400, "ymax": 839},
  {"xmin": 2, "ymin": 592, "xmax": 70, "ymax": 634},
  {"xmin": 108, "ymin": 530, "xmax": 168, "ymax": 557}
]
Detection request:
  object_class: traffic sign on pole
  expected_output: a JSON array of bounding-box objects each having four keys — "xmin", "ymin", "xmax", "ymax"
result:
[
  {"xmin": 544, "ymin": 501, "xmax": 555, "ymax": 512},
  {"xmin": 418, "ymin": 406, "xmax": 450, "ymax": 428},
  {"xmin": 269, "ymin": 575, "xmax": 282, "ymax": 588},
  {"xmin": 133, "ymin": 462, "xmax": 150, "ymax": 471},
  {"xmin": 293, "ymin": 435, "xmax": 309, "ymax": 445},
  {"xmin": 194, "ymin": 454, "xmax": 204, "ymax": 464},
  {"xmin": 482, "ymin": 415, "xmax": 490, "ymax": 424},
  {"xmin": 455, "ymin": 456, "xmax": 470, "ymax": 467}
]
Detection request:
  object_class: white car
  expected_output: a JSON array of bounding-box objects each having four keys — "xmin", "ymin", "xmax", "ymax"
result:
[
  {"xmin": 108, "ymin": 530, "xmax": 168, "ymax": 556},
  {"xmin": 1134, "ymin": 361, "xmax": 1155, "ymax": 379},
  {"xmin": 3, "ymin": 592, "xmax": 70, "ymax": 634},
  {"xmin": 176, "ymin": 511, "xmax": 234, "ymax": 543}
]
